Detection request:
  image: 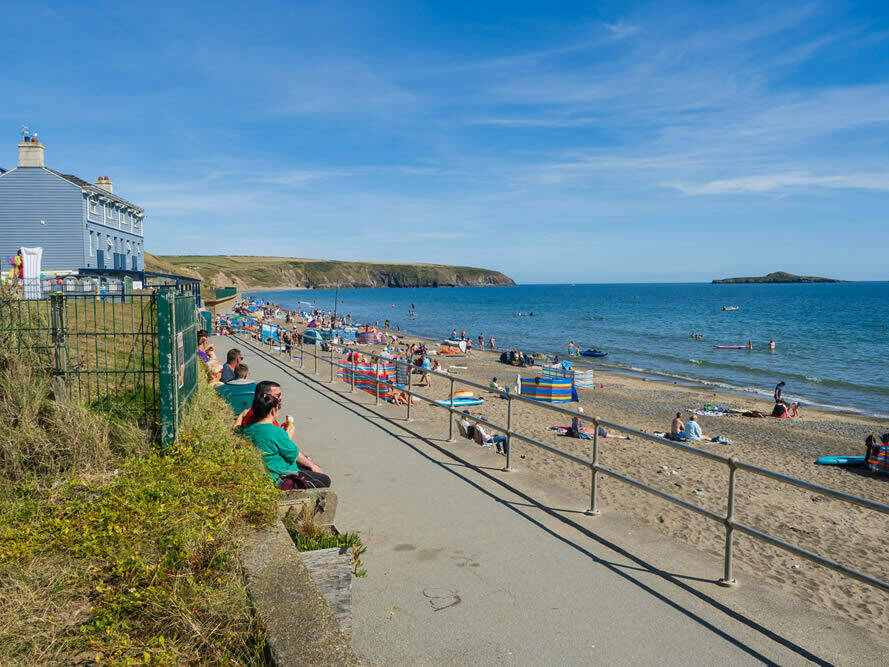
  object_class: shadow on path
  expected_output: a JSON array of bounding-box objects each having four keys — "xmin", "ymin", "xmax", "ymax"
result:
[{"xmin": 239, "ymin": 337, "xmax": 830, "ymax": 666}]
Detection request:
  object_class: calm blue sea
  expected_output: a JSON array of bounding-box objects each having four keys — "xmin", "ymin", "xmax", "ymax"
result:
[{"xmin": 248, "ymin": 283, "xmax": 889, "ymax": 418}]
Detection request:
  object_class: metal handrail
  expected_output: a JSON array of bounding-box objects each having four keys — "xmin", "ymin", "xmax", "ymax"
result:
[{"xmin": 241, "ymin": 324, "xmax": 889, "ymax": 593}]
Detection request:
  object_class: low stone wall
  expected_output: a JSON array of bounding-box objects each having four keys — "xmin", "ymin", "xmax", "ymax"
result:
[{"xmin": 240, "ymin": 490, "xmax": 360, "ymax": 665}]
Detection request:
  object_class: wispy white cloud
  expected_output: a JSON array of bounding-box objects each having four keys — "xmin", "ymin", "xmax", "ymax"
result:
[
  {"xmin": 602, "ymin": 21, "xmax": 640, "ymax": 40},
  {"xmin": 250, "ymin": 170, "xmax": 348, "ymax": 187},
  {"xmin": 667, "ymin": 172, "xmax": 889, "ymax": 195}
]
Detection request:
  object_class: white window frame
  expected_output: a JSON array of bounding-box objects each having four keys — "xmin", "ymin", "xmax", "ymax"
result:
[{"xmin": 89, "ymin": 199, "xmax": 98, "ymax": 215}]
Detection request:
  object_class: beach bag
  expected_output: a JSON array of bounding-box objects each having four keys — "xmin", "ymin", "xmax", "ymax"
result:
[
  {"xmin": 866, "ymin": 434, "xmax": 889, "ymax": 475},
  {"xmin": 277, "ymin": 470, "xmax": 331, "ymax": 490}
]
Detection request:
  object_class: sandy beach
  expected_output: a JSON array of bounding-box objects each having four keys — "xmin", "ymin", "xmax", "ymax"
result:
[{"xmin": 242, "ymin": 311, "xmax": 889, "ymax": 640}]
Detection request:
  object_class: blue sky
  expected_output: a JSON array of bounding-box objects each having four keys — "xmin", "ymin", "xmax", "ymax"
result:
[{"xmin": 2, "ymin": 1, "xmax": 888, "ymax": 282}]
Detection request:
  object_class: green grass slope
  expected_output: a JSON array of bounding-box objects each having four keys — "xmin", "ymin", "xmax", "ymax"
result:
[{"xmin": 154, "ymin": 255, "xmax": 516, "ymax": 290}]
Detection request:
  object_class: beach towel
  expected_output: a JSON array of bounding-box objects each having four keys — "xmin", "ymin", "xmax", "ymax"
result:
[{"xmin": 20, "ymin": 247, "xmax": 43, "ymax": 299}]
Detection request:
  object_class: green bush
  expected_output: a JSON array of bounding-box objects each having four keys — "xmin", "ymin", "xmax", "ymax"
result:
[{"xmin": 0, "ymin": 377, "xmax": 279, "ymax": 662}]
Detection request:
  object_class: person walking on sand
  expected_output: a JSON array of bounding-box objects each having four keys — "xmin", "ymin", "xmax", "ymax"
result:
[{"xmin": 774, "ymin": 381, "xmax": 786, "ymax": 405}]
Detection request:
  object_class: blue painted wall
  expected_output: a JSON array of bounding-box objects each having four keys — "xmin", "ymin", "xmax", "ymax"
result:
[
  {"xmin": 0, "ymin": 167, "xmax": 84, "ymax": 270},
  {"xmin": 0, "ymin": 167, "xmax": 146, "ymax": 273}
]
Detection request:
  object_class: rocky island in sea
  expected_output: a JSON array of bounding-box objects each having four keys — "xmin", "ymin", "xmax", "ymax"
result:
[{"xmin": 712, "ymin": 271, "xmax": 848, "ymax": 284}]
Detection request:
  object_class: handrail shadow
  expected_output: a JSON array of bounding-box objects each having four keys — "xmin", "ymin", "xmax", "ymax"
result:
[{"xmin": 237, "ymin": 335, "xmax": 833, "ymax": 666}]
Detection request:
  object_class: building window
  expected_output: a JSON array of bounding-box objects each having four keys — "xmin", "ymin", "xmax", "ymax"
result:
[
  {"xmin": 105, "ymin": 204, "xmax": 113, "ymax": 221},
  {"xmin": 89, "ymin": 199, "xmax": 97, "ymax": 215}
]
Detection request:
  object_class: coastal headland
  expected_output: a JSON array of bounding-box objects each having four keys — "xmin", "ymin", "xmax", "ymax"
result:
[
  {"xmin": 147, "ymin": 254, "xmax": 515, "ymax": 290},
  {"xmin": 239, "ymin": 298, "xmax": 889, "ymax": 642}
]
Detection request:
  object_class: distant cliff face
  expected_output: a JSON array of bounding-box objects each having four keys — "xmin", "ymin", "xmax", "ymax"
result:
[{"xmin": 150, "ymin": 255, "xmax": 516, "ymax": 290}]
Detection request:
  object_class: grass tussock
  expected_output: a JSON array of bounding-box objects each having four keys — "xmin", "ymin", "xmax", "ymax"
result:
[
  {"xmin": 0, "ymin": 360, "xmax": 280, "ymax": 663},
  {"xmin": 0, "ymin": 350, "xmax": 149, "ymax": 486},
  {"xmin": 285, "ymin": 506, "xmax": 367, "ymax": 578}
]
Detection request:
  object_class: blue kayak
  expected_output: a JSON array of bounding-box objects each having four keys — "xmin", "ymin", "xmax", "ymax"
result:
[
  {"xmin": 581, "ymin": 349, "xmax": 608, "ymax": 357},
  {"xmin": 815, "ymin": 455, "xmax": 865, "ymax": 466}
]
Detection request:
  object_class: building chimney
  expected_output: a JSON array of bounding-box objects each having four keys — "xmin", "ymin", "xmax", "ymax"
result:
[
  {"xmin": 94, "ymin": 176, "xmax": 113, "ymax": 194},
  {"xmin": 18, "ymin": 137, "xmax": 45, "ymax": 167}
]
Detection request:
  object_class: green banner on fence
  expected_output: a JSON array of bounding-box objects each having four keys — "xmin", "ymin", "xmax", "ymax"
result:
[{"xmin": 157, "ymin": 289, "xmax": 199, "ymax": 447}]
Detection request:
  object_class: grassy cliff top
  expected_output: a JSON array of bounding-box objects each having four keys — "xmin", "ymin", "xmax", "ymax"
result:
[
  {"xmin": 147, "ymin": 254, "xmax": 515, "ymax": 290},
  {"xmin": 713, "ymin": 271, "xmax": 847, "ymax": 284}
]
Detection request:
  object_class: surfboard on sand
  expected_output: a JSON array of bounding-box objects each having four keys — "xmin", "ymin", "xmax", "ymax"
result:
[{"xmin": 815, "ymin": 455, "xmax": 865, "ymax": 466}]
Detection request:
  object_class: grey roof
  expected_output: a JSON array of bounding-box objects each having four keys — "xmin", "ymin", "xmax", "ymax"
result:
[{"xmin": 46, "ymin": 168, "xmax": 143, "ymax": 211}]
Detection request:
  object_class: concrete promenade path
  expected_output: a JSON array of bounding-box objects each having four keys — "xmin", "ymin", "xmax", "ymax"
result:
[{"xmin": 221, "ymin": 336, "xmax": 886, "ymax": 665}]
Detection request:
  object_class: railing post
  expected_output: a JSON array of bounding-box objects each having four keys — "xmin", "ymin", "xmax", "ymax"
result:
[
  {"xmin": 314, "ymin": 342, "xmax": 318, "ymax": 374},
  {"xmin": 406, "ymin": 365, "xmax": 413, "ymax": 421},
  {"xmin": 719, "ymin": 458, "xmax": 739, "ymax": 587},
  {"xmin": 448, "ymin": 376, "xmax": 455, "ymax": 441},
  {"xmin": 586, "ymin": 417, "xmax": 601, "ymax": 515},
  {"xmin": 375, "ymin": 358, "xmax": 381, "ymax": 405},
  {"xmin": 504, "ymin": 393, "xmax": 513, "ymax": 471},
  {"xmin": 329, "ymin": 345, "xmax": 334, "ymax": 382},
  {"xmin": 350, "ymin": 358, "xmax": 356, "ymax": 392}
]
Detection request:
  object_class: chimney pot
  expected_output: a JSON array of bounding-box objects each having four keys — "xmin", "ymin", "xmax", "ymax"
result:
[
  {"xmin": 94, "ymin": 176, "xmax": 114, "ymax": 194},
  {"xmin": 17, "ymin": 138, "xmax": 45, "ymax": 167}
]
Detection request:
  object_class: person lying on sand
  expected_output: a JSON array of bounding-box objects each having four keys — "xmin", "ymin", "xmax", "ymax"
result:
[
  {"xmin": 389, "ymin": 388, "xmax": 410, "ymax": 406},
  {"xmin": 569, "ymin": 407, "xmax": 631, "ymax": 440}
]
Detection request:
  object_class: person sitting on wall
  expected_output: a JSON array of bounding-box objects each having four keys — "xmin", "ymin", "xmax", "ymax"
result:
[
  {"xmin": 227, "ymin": 363, "xmax": 251, "ymax": 385},
  {"xmin": 205, "ymin": 359, "xmax": 224, "ymax": 387},
  {"xmin": 197, "ymin": 335, "xmax": 217, "ymax": 363},
  {"xmin": 241, "ymin": 393, "xmax": 330, "ymax": 490},
  {"xmin": 222, "ymin": 348, "xmax": 242, "ymax": 383},
  {"xmin": 236, "ymin": 381, "xmax": 292, "ymax": 438}
]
